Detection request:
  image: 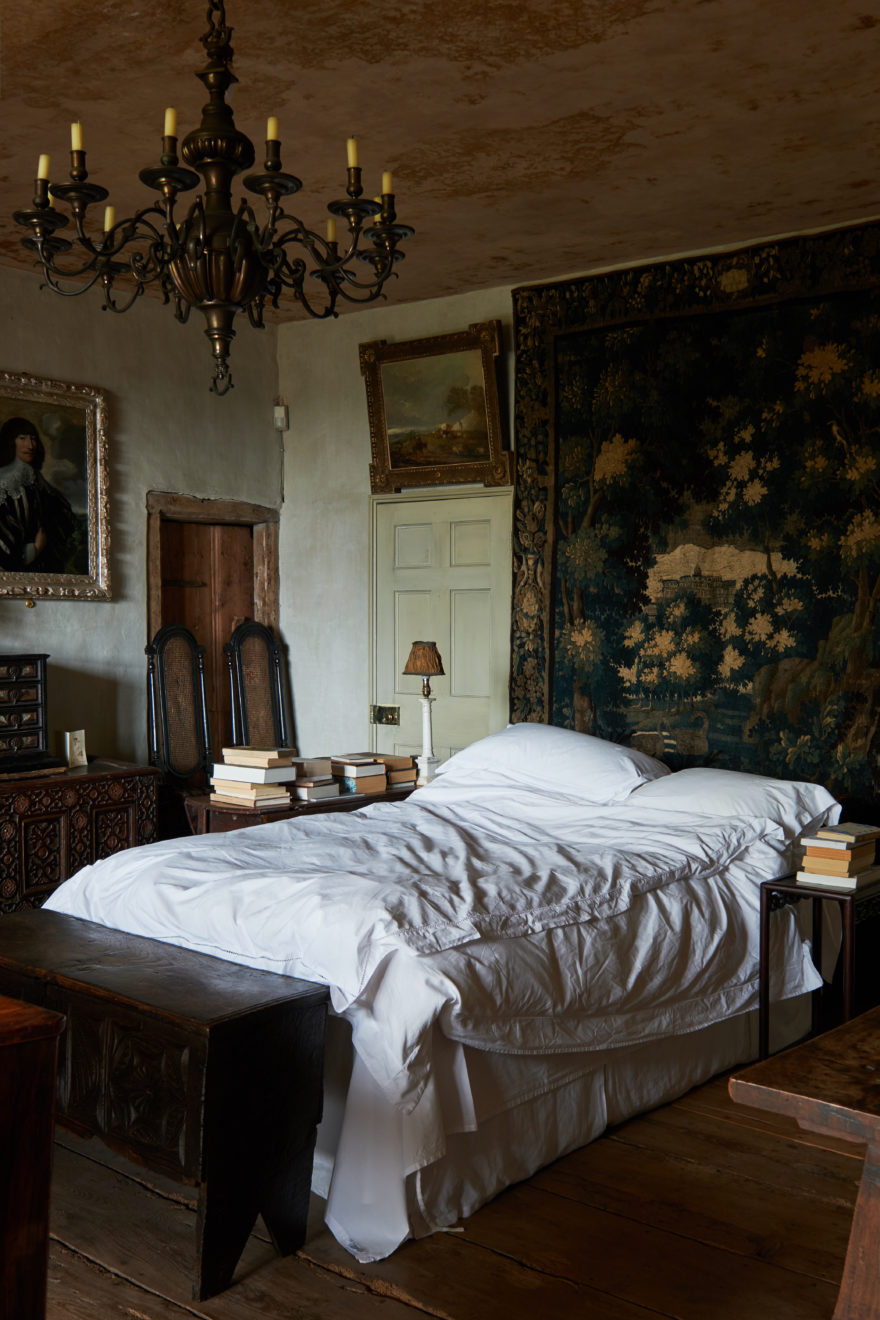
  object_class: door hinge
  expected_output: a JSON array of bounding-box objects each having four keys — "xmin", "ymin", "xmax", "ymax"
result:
[{"xmin": 370, "ymin": 704, "xmax": 400, "ymax": 726}]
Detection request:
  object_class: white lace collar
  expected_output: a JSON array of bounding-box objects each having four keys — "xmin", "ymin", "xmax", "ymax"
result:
[{"xmin": 0, "ymin": 458, "xmax": 37, "ymax": 502}]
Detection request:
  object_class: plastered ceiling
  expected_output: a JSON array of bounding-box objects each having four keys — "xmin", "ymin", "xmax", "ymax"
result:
[{"xmin": 1, "ymin": 0, "xmax": 878, "ymax": 319}]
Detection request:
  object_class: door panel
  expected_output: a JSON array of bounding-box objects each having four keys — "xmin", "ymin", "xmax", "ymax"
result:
[
  {"xmin": 373, "ymin": 492, "xmax": 513, "ymax": 764},
  {"xmin": 450, "ymin": 589, "xmax": 493, "ymax": 697}
]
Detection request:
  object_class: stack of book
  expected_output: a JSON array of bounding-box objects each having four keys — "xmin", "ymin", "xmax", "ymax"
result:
[
  {"xmin": 209, "ymin": 746, "xmax": 297, "ymax": 809},
  {"xmin": 287, "ymin": 757, "xmax": 340, "ymax": 802},
  {"xmin": 352, "ymin": 751, "xmax": 417, "ymax": 789},
  {"xmin": 329, "ymin": 755, "xmax": 388, "ymax": 796},
  {"xmin": 796, "ymin": 822, "xmax": 880, "ymax": 891}
]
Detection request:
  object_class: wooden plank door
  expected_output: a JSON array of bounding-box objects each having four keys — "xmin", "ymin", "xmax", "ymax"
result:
[{"xmin": 158, "ymin": 520, "xmax": 255, "ymax": 753}]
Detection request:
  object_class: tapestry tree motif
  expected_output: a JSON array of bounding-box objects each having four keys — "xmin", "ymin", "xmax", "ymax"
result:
[{"xmin": 511, "ymin": 223, "xmax": 880, "ymax": 809}]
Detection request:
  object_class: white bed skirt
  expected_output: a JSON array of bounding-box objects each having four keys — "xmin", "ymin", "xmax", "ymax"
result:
[{"xmin": 313, "ymin": 992, "xmax": 810, "ymax": 1262}]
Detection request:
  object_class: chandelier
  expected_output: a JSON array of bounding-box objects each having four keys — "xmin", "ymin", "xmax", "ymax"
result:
[{"xmin": 13, "ymin": 0, "xmax": 414, "ymax": 395}]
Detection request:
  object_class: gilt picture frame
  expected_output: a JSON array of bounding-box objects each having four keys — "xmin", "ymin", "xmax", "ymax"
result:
[
  {"xmin": 361, "ymin": 320, "xmax": 512, "ymax": 493},
  {"xmin": 0, "ymin": 371, "xmax": 110, "ymax": 600}
]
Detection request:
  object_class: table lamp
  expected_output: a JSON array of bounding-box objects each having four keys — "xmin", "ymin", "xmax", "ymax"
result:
[{"xmin": 402, "ymin": 641, "xmax": 444, "ymax": 785}]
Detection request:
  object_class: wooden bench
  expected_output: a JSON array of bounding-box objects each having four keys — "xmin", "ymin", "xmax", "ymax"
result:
[
  {"xmin": 0, "ymin": 909, "xmax": 329, "ymax": 1301},
  {"xmin": 730, "ymin": 1006, "xmax": 880, "ymax": 1320}
]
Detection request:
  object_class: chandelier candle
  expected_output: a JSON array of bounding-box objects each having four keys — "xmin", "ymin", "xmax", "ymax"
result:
[{"xmin": 13, "ymin": 0, "xmax": 413, "ymax": 395}]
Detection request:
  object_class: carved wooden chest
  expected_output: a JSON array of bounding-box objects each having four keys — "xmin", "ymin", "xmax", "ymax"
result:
[
  {"xmin": 0, "ymin": 910, "xmax": 329, "ymax": 1301},
  {"xmin": 0, "ymin": 760, "xmax": 159, "ymax": 914}
]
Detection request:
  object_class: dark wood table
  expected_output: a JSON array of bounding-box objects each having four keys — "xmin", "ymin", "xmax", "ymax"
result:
[
  {"xmin": 759, "ymin": 876, "xmax": 880, "ymax": 1059},
  {"xmin": 185, "ymin": 785, "xmax": 413, "ymax": 833},
  {"xmin": 0, "ymin": 909, "xmax": 328, "ymax": 1301},
  {"xmin": 0, "ymin": 994, "xmax": 65, "ymax": 1320},
  {"xmin": 730, "ymin": 1007, "xmax": 880, "ymax": 1320}
]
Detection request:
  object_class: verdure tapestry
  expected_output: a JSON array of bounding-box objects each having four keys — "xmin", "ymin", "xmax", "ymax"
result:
[{"xmin": 511, "ymin": 222, "xmax": 880, "ymax": 810}]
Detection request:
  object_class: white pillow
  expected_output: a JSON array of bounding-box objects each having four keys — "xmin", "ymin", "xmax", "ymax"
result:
[
  {"xmin": 435, "ymin": 722, "xmax": 670, "ymax": 804},
  {"xmin": 629, "ymin": 767, "xmax": 840, "ymax": 836}
]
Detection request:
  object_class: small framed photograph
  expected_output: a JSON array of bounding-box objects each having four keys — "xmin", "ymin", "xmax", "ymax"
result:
[
  {"xmin": 0, "ymin": 370, "xmax": 110, "ymax": 600},
  {"xmin": 360, "ymin": 320, "xmax": 512, "ymax": 493}
]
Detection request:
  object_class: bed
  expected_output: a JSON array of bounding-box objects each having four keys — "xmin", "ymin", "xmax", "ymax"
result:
[{"xmin": 43, "ymin": 723, "xmax": 840, "ymax": 1262}]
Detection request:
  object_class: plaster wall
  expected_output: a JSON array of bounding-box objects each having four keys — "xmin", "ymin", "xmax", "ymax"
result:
[
  {"xmin": 0, "ymin": 265, "xmax": 280, "ymax": 764},
  {"xmin": 277, "ymin": 285, "xmax": 517, "ymax": 756}
]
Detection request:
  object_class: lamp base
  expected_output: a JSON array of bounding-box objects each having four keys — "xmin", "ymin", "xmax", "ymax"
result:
[{"xmin": 415, "ymin": 753, "xmax": 440, "ymax": 787}]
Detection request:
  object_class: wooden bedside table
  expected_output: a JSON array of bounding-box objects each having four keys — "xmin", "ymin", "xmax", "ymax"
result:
[
  {"xmin": 758, "ymin": 875, "xmax": 880, "ymax": 1059},
  {"xmin": 184, "ymin": 785, "xmax": 414, "ymax": 834}
]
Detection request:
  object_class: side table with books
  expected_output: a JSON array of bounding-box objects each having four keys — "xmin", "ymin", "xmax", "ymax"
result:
[
  {"xmin": 186, "ymin": 746, "xmax": 417, "ymax": 835},
  {"xmin": 758, "ymin": 820, "xmax": 880, "ymax": 1059}
]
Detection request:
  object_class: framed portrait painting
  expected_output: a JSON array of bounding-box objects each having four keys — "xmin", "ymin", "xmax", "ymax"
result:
[
  {"xmin": 361, "ymin": 320, "xmax": 512, "ymax": 493},
  {"xmin": 0, "ymin": 371, "xmax": 110, "ymax": 600}
]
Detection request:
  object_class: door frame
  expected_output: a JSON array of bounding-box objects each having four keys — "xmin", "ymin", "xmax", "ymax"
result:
[
  {"xmin": 146, "ymin": 491, "xmax": 280, "ymax": 642},
  {"xmin": 368, "ymin": 486, "xmax": 514, "ymax": 752}
]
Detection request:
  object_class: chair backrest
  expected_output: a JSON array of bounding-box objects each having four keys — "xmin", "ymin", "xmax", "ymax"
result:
[
  {"xmin": 145, "ymin": 625, "xmax": 212, "ymax": 779},
  {"xmin": 223, "ymin": 620, "xmax": 292, "ymax": 749}
]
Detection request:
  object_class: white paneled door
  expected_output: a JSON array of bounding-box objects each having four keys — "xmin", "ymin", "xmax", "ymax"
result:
[{"xmin": 372, "ymin": 490, "xmax": 513, "ymax": 765}]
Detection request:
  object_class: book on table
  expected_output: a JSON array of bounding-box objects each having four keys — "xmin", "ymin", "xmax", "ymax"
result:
[
  {"xmin": 339, "ymin": 773, "xmax": 386, "ymax": 795},
  {"xmin": 210, "ymin": 778, "xmax": 292, "ymax": 800},
  {"xmin": 795, "ymin": 864, "xmax": 880, "ymax": 892},
  {"xmin": 210, "ymin": 792, "xmax": 292, "ymax": 808},
  {"xmin": 288, "ymin": 757, "xmax": 333, "ymax": 780},
  {"xmin": 814, "ymin": 822, "xmax": 880, "ymax": 844},
  {"xmin": 800, "ymin": 833, "xmax": 874, "ymax": 852},
  {"xmin": 800, "ymin": 840, "xmax": 876, "ymax": 862},
  {"xmin": 800, "ymin": 846, "xmax": 876, "ymax": 877},
  {"xmin": 335, "ymin": 751, "xmax": 416, "ymax": 771},
  {"xmin": 330, "ymin": 758, "xmax": 385, "ymax": 778},
  {"xmin": 387, "ymin": 767, "xmax": 417, "ymax": 785},
  {"xmin": 220, "ymin": 746, "xmax": 297, "ymax": 768},
  {"xmin": 210, "ymin": 761, "xmax": 297, "ymax": 784},
  {"xmin": 294, "ymin": 781, "xmax": 340, "ymax": 801}
]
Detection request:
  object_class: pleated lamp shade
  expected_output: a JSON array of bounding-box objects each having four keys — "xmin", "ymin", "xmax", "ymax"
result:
[
  {"xmin": 402, "ymin": 641, "xmax": 444, "ymax": 677},
  {"xmin": 403, "ymin": 641, "xmax": 444, "ymax": 696}
]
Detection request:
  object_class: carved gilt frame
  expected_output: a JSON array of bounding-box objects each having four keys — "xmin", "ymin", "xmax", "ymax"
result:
[
  {"xmin": 361, "ymin": 319, "xmax": 512, "ymax": 493},
  {"xmin": 0, "ymin": 370, "xmax": 110, "ymax": 600}
]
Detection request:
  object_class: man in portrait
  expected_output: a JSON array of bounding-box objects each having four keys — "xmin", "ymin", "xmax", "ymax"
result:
[{"xmin": 0, "ymin": 416, "xmax": 86, "ymax": 574}]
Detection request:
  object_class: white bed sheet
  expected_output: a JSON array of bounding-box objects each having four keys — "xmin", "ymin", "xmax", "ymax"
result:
[{"xmin": 43, "ymin": 770, "xmax": 836, "ymax": 1260}]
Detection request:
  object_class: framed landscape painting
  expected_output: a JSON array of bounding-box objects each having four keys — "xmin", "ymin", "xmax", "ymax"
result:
[
  {"xmin": 361, "ymin": 320, "xmax": 512, "ymax": 492},
  {"xmin": 0, "ymin": 371, "xmax": 110, "ymax": 600}
]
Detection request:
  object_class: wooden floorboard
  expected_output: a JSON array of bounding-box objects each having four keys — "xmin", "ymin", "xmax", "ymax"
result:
[{"xmin": 44, "ymin": 1069, "xmax": 857, "ymax": 1320}]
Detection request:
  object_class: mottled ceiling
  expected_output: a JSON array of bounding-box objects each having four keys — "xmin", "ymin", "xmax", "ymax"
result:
[{"xmin": 1, "ymin": 0, "xmax": 878, "ymax": 319}]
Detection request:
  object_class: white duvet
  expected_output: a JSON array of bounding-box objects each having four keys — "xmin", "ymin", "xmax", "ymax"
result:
[{"xmin": 45, "ymin": 772, "xmax": 825, "ymax": 1114}]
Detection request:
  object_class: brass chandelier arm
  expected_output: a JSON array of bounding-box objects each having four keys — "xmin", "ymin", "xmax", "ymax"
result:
[
  {"xmin": 266, "ymin": 254, "xmax": 340, "ymax": 321},
  {"xmin": 32, "ymin": 213, "xmax": 180, "ymax": 315},
  {"xmin": 34, "ymin": 264, "xmax": 109, "ymax": 299}
]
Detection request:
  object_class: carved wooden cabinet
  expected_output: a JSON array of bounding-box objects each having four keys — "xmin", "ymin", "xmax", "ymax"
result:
[
  {"xmin": 0, "ymin": 652, "xmax": 64, "ymax": 774},
  {"xmin": 0, "ymin": 760, "xmax": 159, "ymax": 914}
]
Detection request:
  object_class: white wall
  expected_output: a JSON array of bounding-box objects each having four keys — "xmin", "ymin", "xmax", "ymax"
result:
[
  {"xmin": 277, "ymin": 286, "xmax": 517, "ymax": 756},
  {"xmin": 0, "ymin": 265, "xmax": 280, "ymax": 763}
]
